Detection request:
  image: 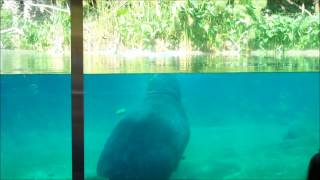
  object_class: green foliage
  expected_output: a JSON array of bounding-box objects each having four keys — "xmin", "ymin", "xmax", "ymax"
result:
[
  {"xmin": 84, "ymin": 0, "xmax": 182, "ymax": 51},
  {"xmin": 178, "ymin": 0, "xmax": 213, "ymax": 51},
  {"xmin": 0, "ymin": 4, "xmax": 70, "ymax": 51},
  {"xmin": 0, "ymin": 8, "xmax": 16, "ymax": 48},
  {"xmin": 1, "ymin": 0, "xmax": 318, "ymax": 53},
  {"xmin": 178, "ymin": 1, "xmax": 254, "ymax": 51},
  {"xmin": 83, "ymin": 0, "xmax": 319, "ymax": 52},
  {"xmin": 251, "ymin": 14, "xmax": 320, "ymax": 50}
]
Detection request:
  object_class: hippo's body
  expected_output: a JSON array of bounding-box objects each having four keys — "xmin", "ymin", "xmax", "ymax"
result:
[{"xmin": 97, "ymin": 75, "xmax": 190, "ymax": 180}]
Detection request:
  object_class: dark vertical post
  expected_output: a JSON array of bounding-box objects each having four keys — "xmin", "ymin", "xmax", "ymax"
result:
[{"xmin": 71, "ymin": 0, "xmax": 84, "ymax": 179}]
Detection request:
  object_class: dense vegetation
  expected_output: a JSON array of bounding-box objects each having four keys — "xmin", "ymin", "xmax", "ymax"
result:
[
  {"xmin": 0, "ymin": 0, "xmax": 70, "ymax": 52},
  {"xmin": 84, "ymin": 0, "xmax": 319, "ymax": 53},
  {"xmin": 1, "ymin": 0, "xmax": 319, "ymax": 53}
]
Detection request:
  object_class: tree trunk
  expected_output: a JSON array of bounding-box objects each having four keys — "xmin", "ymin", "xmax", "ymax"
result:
[
  {"xmin": 227, "ymin": 0, "xmax": 235, "ymax": 7},
  {"xmin": 264, "ymin": 0, "xmax": 315, "ymax": 14}
]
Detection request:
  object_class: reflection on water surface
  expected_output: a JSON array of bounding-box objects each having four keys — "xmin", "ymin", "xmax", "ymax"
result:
[{"xmin": 1, "ymin": 50, "xmax": 319, "ymax": 74}]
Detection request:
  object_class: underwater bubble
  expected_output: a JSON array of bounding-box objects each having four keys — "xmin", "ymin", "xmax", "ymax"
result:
[{"xmin": 28, "ymin": 83, "xmax": 39, "ymax": 95}]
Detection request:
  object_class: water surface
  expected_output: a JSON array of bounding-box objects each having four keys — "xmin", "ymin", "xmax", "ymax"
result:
[{"xmin": 1, "ymin": 50, "xmax": 319, "ymax": 74}]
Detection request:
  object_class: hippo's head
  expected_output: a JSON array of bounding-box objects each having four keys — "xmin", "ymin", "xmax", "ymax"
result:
[{"xmin": 146, "ymin": 74, "xmax": 181, "ymax": 101}]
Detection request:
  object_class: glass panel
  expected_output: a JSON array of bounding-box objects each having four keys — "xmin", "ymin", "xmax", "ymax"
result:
[
  {"xmin": 0, "ymin": 75, "xmax": 71, "ymax": 179},
  {"xmin": 0, "ymin": 0, "xmax": 71, "ymax": 179},
  {"xmin": 0, "ymin": 0, "xmax": 70, "ymax": 74},
  {"xmin": 84, "ymin": 0, "xmax": 320, "ymax": 179},
  {"xmin": 83, "ymin": 0, "xmax": 319, "ymax": 74},
  {"xmin": 85, "ymin": 73, "xmax": 319, "ymax": 179}
]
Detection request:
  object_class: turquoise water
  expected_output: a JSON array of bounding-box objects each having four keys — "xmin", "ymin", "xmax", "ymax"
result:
[
  {"xmin": 1, "ymin": 73, "xmax": 319, "ymax": 179},
  {"xmin": 84, "ymin": 73, "xmax": 319, "ymax": 179},
  {"xmin": 0, "ymin": 75, "xmax": 72, "ymax": 179}
]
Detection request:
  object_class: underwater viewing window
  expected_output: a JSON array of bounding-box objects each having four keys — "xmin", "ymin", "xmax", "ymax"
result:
[
  {"xmin": 1, "ymin": 0, "xmax": 319, "ymax": 180},
  {"xmin": 82, "ymin": 1, "xmax": 319, "ymax": 180},
  {"xmin": 0, "ymin": 0, "xmax": 72, "ymax": 179}
]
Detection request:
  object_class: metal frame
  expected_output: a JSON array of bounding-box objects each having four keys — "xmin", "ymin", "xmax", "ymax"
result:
[{"xmin": 71, "ymin": 0, "xmax": 84, "ymax": 179}]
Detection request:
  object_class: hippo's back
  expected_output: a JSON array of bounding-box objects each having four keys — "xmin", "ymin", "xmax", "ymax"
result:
[{"xmin": 97, "ymin": 111, "xmax": 185, "ymax": 180}]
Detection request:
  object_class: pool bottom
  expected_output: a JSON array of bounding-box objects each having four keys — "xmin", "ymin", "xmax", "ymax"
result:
[{"xmin": 84, "ymin": 124, "xmax": 316, "ymax": 180}]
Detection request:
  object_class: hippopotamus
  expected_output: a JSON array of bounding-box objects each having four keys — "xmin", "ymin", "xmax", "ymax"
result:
[{"xmin": 97, "ymin": 74, "xmax": 190, "ymax": 180}]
